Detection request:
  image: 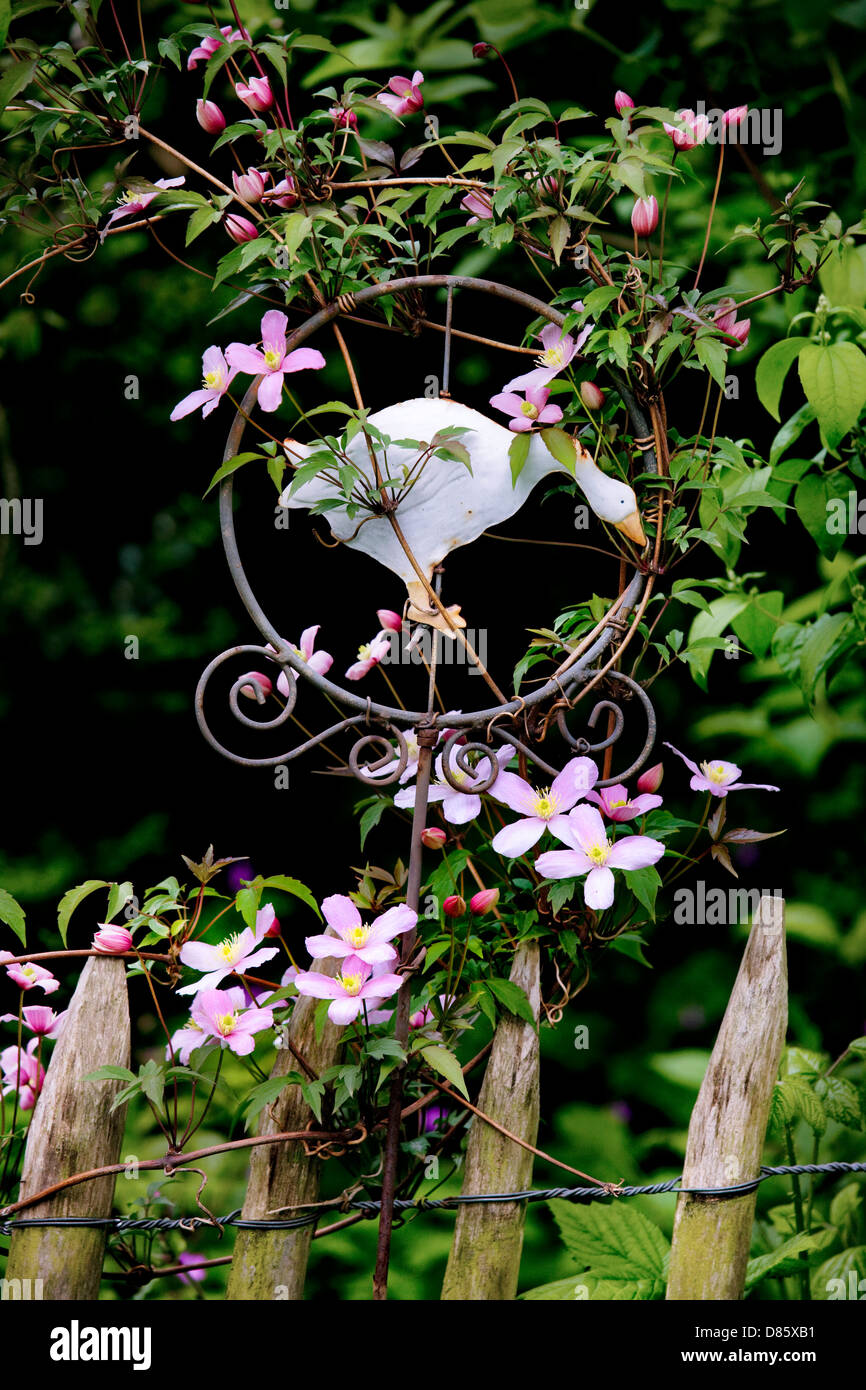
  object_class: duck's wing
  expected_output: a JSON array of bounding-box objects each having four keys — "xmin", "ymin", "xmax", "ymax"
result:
[{"xmin": 280, "ymin": 397, "xmax": 564, "ymax": 584}]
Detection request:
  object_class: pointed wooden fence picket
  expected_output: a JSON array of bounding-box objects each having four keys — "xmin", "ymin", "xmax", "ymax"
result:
[{"xmin": 1, "ymin": 898, "xmax": 790, "ymax": 1301}]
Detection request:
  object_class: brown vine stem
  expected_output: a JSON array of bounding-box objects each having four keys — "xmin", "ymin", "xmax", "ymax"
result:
[
  {"xmin": 429, "ymin": 1080, "xmax": 609, "ymax": 1185},
  {"xmin": 138, "ymin": 126, "xmax": 262, "ymax": 222},
  {"xmin": 328, "ymin": 176, "xmax": 489, "ymax": 189},
  {"xmin": 415, "ymin": 318, "xmax": 538, "ymax": 355},
  {"xmin": 0, "ymin": 1128, "xmax": 361, "ymax": 1219},
  {"xmin": 1, "ymin": 950, "xmax": 171, "ymax": 966}
]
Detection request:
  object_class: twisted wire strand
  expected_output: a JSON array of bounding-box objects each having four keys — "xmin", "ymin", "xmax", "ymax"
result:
[{"xmin": 3, "ymin": 1162, "xmax": 865, "ymax": 1236}]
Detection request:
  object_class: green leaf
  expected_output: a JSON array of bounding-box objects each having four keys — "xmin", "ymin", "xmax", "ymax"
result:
[
  {"xmin": 301, "ymin": 1078, "xmax": 326, "ymax": 1123},
  {"xmin": 621, "ymin": 864, "xmax": 662, "ymax": 922},
  {"xmin": 540, "ymin": 427, "xmax": 577, "ymax": 474},
  {"xmin": 755, "ymin": 338, "xmax": 808, "ymax": 422},
  {"xmin": 58, "ymin": 879, "xmax": 109, "ymax": 947},
  {"xmin": 816, "ymin": 1076, "xmax": 862, "ymax": 1130},
  {"xmin": 138, "ymin": 1060, "xmax": 166, "ymax": 1110},
  {"xmin": 745, "ymin": 1231, "xmax": 827, "ymax": 1290},
  {"xmin": 520, "ymin": 1275, "xmax": 593, "ymax": 1300},
  {"xmin": 258, "ymin": 875, "xmax": 321, "ymax": 919},
  {"xmin": 241, "ymin": 1075, "xmax": 294, "ymax": 1129},
  {"xmin": 420, "ymin": 1045, "xmax": 469, "ymax": 1100},
  {"xmin": 794, "ymin": 472, "xmax": 852, "ymax": 559},
  {"xmin": 485, "ymin": 977, "xmax": 536, "ymax": 1025},
  {"xmin": 798, "ymin": 342, "xmax": 866, "ymax": 452},
  {"xmin": 797, "ymin": 611, "xmax": 856, "ymax": 705},
  {"xmin": 204, "ymin": 452, "xmax": 263, "ymax": 496},
  {"xmin": 508, "ymin": 431, "xmax": 530, "ymax": 486},
  {"xmin": 549, "ymin": 215, "xmax": 570, "ymax": 266},
  {"xmin": 730, "ymin": 591, "xmax": 784, "ymax": 659},
  {"xmin": 0, "ymin": 888, "xmax": 26, "ymax": 947},
  {"xmin": 819, "ymin": 243, "xmax": 866, "ymax": 308},
  {"xmin": 695, "ymin": 334, "xmax": 728, "ymax": 388},
  {"xmin": 0, "ymin": 58, "xmax": 37, "ymax": 113},
  {"xmin": 105, "ymin": 880, "xmax": 135, "ymax": 923},
  {"xmin": 548, "ymin": 1198, "xmax": 669, "ymax": 1286},
  {"xmin": 359, "ymin": 798, "xmax": 389, "ymax": 850},
  {"xmin": 84, "ymin": 1065, "xmax": 137, "ymax": 1083}
]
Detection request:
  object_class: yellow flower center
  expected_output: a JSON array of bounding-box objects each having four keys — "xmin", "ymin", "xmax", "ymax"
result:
[
  {"xmin": 291, "ymin": 643, "xmax": 307, "ymax": 663},
  {"xmin": 203, "ymin": 369, "xmax": 224, "ymax": 391},
  {"xmin": 701, "ymin": 761, "xmax": 729, "ymax": 785},
  {"xmin": 263, "ymin": 348, "xmax": 282, "ymax": 369},
  {"xmin": 22, "ymin": 964, "xmax": 36, "ymax": 980},
  {"xmin": 218, "ymin": 933, "xmax": 244, "ymax": 964},
  {"xmin": 520, "ymin": 401, "xmax": 539, "ymax": 417},
  {"xmin": 339, "ymin": 971, "xmax": 362, "ymax": 996},
  {"xmin": 216, "ymin": 1012, "xmax": 237, "ymax": 1036},
  {"xmin": 538, "ymin": 344, "xmax": 565, "ymax": 368},
  {"xmin": 586, "ymin": 839, "xmax": 611, "ymax": 866},
  {"xmin": 358, "ymin": 643, "xmax": 371, "ymax": 660},
  {"xmin": 610, "ymin": 797, "xmax": 629, "ymax": 809},
  {"xmin": 531, "ymin": 789, "xmax": 559, "ymax": 819},
  {"xmin": 347, "ymin": 925, "xmax": 369, "ymax": 948}
]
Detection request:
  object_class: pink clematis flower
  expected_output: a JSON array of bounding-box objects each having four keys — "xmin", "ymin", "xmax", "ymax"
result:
[
  {"xmin": 232, "ymin": 167, "xmax": 268, "ymax": 204},
  {"xmin": 0, "ymin": 1005, "xmax": 66, "ymax": 1038},
  {"xmin": 190, "ymin": 986, "xmax": 274, "ymax": 1056},
  {"xmin": 637, "ymin": 761, "xmax": 664, "ymax": 794},
  {"xmin": 395, "ymin": 746, "xmax": 511, "ymax": 826},
  {"xmin": 187, "ymin": 25, "xmax": 246, "ymax": 70},
  {"xmin": 176, "ymin": 1252, "xmax": 207, "ymax": 1285},
  {"xmin": 461, "ymin": 190, "xmax": 493, "ymax": 224},
  {"xmin": 501, "ymin": 321, "xmax": 593, "ymax": 393},
  {"xmin": 345, "ymin": 632, "xmax": 391, "ymax": 681},
  {"xmin": 226, "ymin": 310, "xmax": 326, "ymax": 413},
  {"xmin": 586, "ymin": 783, "xmax": 663, "ymax": 821},
  {"xmin": 305, "ymin": 895, "xmax": 416, "ymax": 966},
  {"xmin": 103, "ymin": 176, "xmax": 185, "ymax": 232},
  {"xmin": 536, "ymin": 804, "xmax": 665, "ymax": 911},
  {"xmin": 170, "ymin": 346, "xmax": 237, "ymax": 422},
  {"xmin": 490, "ymin": 756, "xmax": 599, "ymax": 856},
  {"xmin": 615, "ymin": 90, "xmax": 635, "ymax": 114},
  {"xmin": 713, "ymin": 298, "xmax": 750, "ymax": 349},
  {"xmin": 235, "ymin": 76, "xmax": 274, "ymax": 112},
  {"xmin": 663, "ymin": 108, "xmax": 710, "ymax": 150},
  {"xmin": 723, "ymin": 105, "xmax": 749, "ymax": 131},
  {"xmin": 5, "ymin": 961, "xmax": 60, "ymax": 994},
  {"xmin": 270, "ymin": 626, "xmax": 334, "ymax": 697},
  {"xmin": 488, "ymin": 384, "xmax": 563, "ymax": 433},
  {"xmin": 265, "ymin": 177, "xmax": 298, "ymax": 210},
  {"xmin": 166, "ymin": 1016, "xmax": 208, "ymax": 1065},
  {"xmin": 176, "ymin": 917, "xmax": 279, "ymax": 996},
  {"xmin": 377, "ymin": 71, "xmax": 424, "ymax": 117},
  {"xmin": 1, "ymin": 1038, "xmax": 44, "ymax": 1110},
  {"xmin": 294, "ymin": 954, "xmax": 403, "ymax": 1025},
  {"xmin": 663, "ymin": 742, "xmax": 779, "ymax": 797}
]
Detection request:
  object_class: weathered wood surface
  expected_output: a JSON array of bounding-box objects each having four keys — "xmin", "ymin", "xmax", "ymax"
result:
[
  {"xmin": 6, "ymin": 955, "xmax": 131, "ymax": 1299},
  {"xmin": 227, "ymin": 952, "xmax": 342, "ymax": 1301},
  {"xmin": 441, "ymin": 940, "xmax": 541, "ymax": 1301},
  {"xmin": 666, "ymin": 895, "xmax": 787, "ymax": 1300}
]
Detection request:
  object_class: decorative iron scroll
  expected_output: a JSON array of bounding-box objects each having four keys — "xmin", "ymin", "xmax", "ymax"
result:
[{"xmin": 195, "ymin": 276, "xmax": 660, "ymax": 791}]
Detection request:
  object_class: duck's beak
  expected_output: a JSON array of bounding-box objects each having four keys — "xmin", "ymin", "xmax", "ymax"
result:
[{"xmin": 614, "ymin": 509, "xmax": 647, "ymax": 546}]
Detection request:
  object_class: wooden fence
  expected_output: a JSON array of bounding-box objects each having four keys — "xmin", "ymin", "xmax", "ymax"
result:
[{"xmin": 1, "ymin": 898, "xmax": 787, "ymax": 1300}]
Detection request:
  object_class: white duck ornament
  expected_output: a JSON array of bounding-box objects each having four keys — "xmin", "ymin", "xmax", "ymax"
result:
[{"xmin": 279, "ymin": 397, "xmax": 645, "ymax": 630}]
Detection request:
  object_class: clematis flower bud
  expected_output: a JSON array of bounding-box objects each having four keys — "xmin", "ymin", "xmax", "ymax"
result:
[
  {"xmin": 630, "ymin": 195, "xmax": 658, "ymax": 237},
  {"xmin": 328, "ymin": 105, "xmax": 358, "ymax": 130},
  {"xmin": 728, "ymin": 317, "xmax": 750, "ymax": 348},
  {"xmin": 663, "ymin": 109, "xmax": 710, "ymax": 150},
  {"xmin": 443, "ymin": 895, "xmax": 466, "ymax": 918},
  {"xmin": 93, "ymin": 925, "xmax": 133, "ymax": 954},
  {"xmin": 421, "ymin": 827, "xmax": 447, "ymax": 849},
  {"xmin": 377, "ymin": 608, "xmax": 403, "ymax": 632},
  {"xmin": 713, "ymin": 298, "xmax": 738, "ymax": 334},
  {"xmin": 723, "ymin": 105, "xmax": 748, "ymax": 130},
  {"xmin": 580, "ymin": 380, "xmax": 605, "ymax": 411},
  {"xmin": 196, "ymin": 99, "xmax": 226, "ymax": 135},
  {"xmin": 472, "ymin": 42, "xmax": 492, "ymax": 58},
  {"xmin": 615, "ymin": 90, "xmax": 634, "ymax": 114},
  {"xmin": 232, "ymin": 167, "xmax": 267, "ymax": 204},
  {"xmin": 534, "ymin": 174, "xmax": 558, "ymax": 197},
  {"xmin": 469, "ymin": 888, "xmax": 499, "ymax": 916},
  {"xmin": 636, "ymin": 761, "xmax": 664, "ymax": 794},
  {"xmin": 239, "ymin": 671, "xmax": 273, "ymax": 699},
  {"xmin": 225, "ymin": 213, "xmax": 259, "ymax": 244},
  {"xmin": 235, "ymin": 76, "xmax": 274, "ymax": 113}
]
